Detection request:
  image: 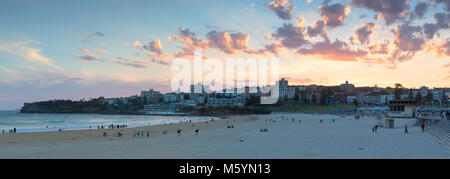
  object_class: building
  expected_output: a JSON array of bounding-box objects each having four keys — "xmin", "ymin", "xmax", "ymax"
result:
[
  {"xmin": 383, "ymin": 100, "xmax": 418, "ymax": 128},
  {"xmin": 277, "ymin": 78, "xmax": 296, "ymax": 101},
  {"xmin": 141, "ymin": 89, "xmax": 161, "ymax": 103},
  {"xmin": 190, "ymin": 83, "xmax": 209, "ymax": 103},
  {"xmin": 431, "ymin": 89, "xmax": 444, "ymax": 101},
  {"xmin": 162, "ymin": 93, "xmax": 179, "ymax": 103},
  {"xmin": 340, "ymin": 81, "xmax": 355, "ymax": 95}
]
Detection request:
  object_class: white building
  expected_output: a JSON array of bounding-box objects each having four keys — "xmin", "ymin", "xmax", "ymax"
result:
[
  {"xmin": 277, "ymin": 78, "xmax": 296, "ymax": 101},
  {"xmin": 383, "ymin": 100, "xmax": 418, "ymax": 128}
]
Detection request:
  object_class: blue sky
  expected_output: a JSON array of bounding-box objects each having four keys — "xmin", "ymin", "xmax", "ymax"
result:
[{"xmin": 0, "ymin": 0, "xmax": 449, "ymax": 109}]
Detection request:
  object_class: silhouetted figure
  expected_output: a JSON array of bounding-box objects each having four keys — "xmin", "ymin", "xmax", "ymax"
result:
[
  {"xmin": 195, "ymin": 129, "xmax": 199, "ymax": 135},
  {"xmin": 404, "ymin": 125, "xmax": 408, "ymax": 134},
  {"xmin": 177, "ymin": 129, "xmax": 182, "ymax": 136}
]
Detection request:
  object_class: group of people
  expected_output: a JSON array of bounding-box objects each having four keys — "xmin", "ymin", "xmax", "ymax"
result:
[
  {"xmin": 97, "ymin": 124, "xmax": 128, "ymax": 130},
  {"xmin": 372, "ymin": 125, "xmax": 379, "ymax": 133},
  {"xmin": 133, "ymin": 130, "xmax": 150, "ymax": 137},
  {"xmin": 2, "ymin": 128, "xmax": 16, "ymax": 134}
]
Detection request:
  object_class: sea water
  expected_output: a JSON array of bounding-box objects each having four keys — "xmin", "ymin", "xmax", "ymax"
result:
[{"xmin": 0, "ymin": 111, "xmax": 217, "ymax": 133}]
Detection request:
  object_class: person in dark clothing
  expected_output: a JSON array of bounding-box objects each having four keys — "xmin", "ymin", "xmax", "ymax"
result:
[
  {"xmin": 404, "ymin": 125, "xmax": 408, "ymax": 134},
  {"xmin": 177, "ymin": 129, "xmax": 181, "ymax": 136},
  {"xmin": 195, "ymin": 129, "xmax": 199, "ymax": 135},
  {"xmin": 421, "ymin": 123, "xmax": 425, "ymax": 133}
]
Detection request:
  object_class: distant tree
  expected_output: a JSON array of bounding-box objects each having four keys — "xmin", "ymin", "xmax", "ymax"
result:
[{"xmin": 394, "ymin": 83, "xmax": 403, "ymax": 100}]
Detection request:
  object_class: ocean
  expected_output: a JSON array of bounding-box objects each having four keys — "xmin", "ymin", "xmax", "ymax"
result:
[{"xmin": 0, "ymin": 111, "xmax": 216, "ymax": 133}]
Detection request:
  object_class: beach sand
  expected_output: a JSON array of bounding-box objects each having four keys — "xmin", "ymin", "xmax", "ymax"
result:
[{"xmin": 0, "ymin": 113, "xmax": 448, "ymax": 158}]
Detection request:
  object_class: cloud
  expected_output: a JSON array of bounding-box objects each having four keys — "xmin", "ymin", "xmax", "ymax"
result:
[
  {"xmin": 271, "ymin": 23, "xmax": 309, "ymax": 49},
  {"xmin": 350, "ymin": 22, "xmax": 376, "ymax": 44},
  {"xmin": 88, "ymin": 32, "xmax": 104, "ymax": 37},
  {"xmin": 0, "ymin": 41, "xmax": 64, "ymax": 70},
  {"xmin": 444, "ymin": 62, "xmax": 450, "ymax": 68},
  {"xmin": 393, "ymin": 23, "xmax": 425, "ymax": 53},
  {"xmin": 80, "ymin": 48, "xmax": 90, "ymax": 53},
  {"xmin": 412, "ymin": 1, "xmax": 430, "ymax": 19},
  {"xmin": 306, "ymin": 19, "xmax": 327, "ymax": 38},
  {"xmin": 368, "ymin": 42, "xmax": 389, "ymax": 54},
  {"xmin": 135, "ymin": 39, "xmax": 164, "ymax": 54},
  {"xmin": 436, "ymin": 0, "xmax": 450, "ymax": 12},
  {"xmin": 206, "ymin": 30, "xmax": 250, "ymax": 54},
  {"xmin": 0, "ymin": 66, "xmax": 81, "ymax": 87},
  {"xmin": 267, "ymin": 0, "xmax": 295, "ymax": 20},
  {"xmin": 78, "ymin": 54, "xmax": 101, "ymax": 62},
  {"xmin": 423, "ymin": 12, "xmax": 450, "ymax": 39},
  {"xmin": 82, "ymin": 32, "xmax": 105, "ymax": 42},
  {"xmin": 145, "ymin": 40, "xmax": 163, "ymax": 54},
  {"xmin": 351, "ymin": 0, "xmax": 409, "ymax": 25},
  {"xmin": 173, "ymin": 27, "xmax": 209, "ymax": 58},
  {"xmin": 149, "ymin": 53, "xmax": 170, "ymax": 65},
  {"xmin": 96, "ymin": 48, "xmax": 106, "ymax": 54},
  {"xmin": 246, "ymin": 43, "xmax": 283, "ymax": 56},
  {"xmin": 284, "ymin": 77, "xmax": 313, "ymax": 84},
  {"xmin": 319, "ymin": 2, "xmax": 351, "ymax": 28},
  {"xmin": 426, "ymin": 38, "xmax": 450, "ymax": 57},
  {"xmin": 296, "ymin": 38, "xmax": 367, "ymax": 61},
  {"xmin": 116, "ymin": 57, "xmax": 150, "ymax": 68}
]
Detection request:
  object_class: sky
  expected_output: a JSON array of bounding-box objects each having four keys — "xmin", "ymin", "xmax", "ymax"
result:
[{"xmin": 0, "ymin": 0, "xmax": 449, "ymax": 110}]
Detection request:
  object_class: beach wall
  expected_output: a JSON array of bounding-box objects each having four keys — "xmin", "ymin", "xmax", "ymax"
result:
[{"xmin": 384, "ymin": 118, "xmax": 417, "ymax": 128}]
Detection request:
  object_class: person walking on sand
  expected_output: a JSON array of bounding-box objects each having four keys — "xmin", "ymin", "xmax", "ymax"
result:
[
  {"xmin": 404, "ymin": 125, "xmax": 408, "ymax": 134},
  {"xmin": 195, "ymin": 129, "xmax": 199, "ymax": 136},
  {"xmin": 421, "ymin": 123, "xmax": 425, "ymax": 133}
]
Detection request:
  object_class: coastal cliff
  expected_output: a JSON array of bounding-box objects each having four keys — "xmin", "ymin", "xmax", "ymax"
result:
[{"xmin": 20, "ymin": 99, "xmax": 142, "ymax": 115}]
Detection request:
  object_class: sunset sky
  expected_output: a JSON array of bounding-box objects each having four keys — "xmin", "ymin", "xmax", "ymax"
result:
[{"xmin": 0, "ymin": 0, "xmax": 449, "ymax": 109}]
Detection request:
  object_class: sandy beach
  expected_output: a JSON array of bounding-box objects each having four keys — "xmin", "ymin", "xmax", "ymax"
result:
[{"xmin": 0, "ymin": 113, "xmax": 448, "ymax": 159}]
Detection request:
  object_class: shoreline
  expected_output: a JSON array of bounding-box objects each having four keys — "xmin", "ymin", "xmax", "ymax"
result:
[{"xmin": 0, "ymin": 115, "xmax": 253, "ymax": 145}]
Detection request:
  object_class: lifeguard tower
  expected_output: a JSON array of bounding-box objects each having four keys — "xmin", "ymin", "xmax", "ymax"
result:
[{"xmin": 383, "ymin": 100, "xmax": 418, "ymax": 128}]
